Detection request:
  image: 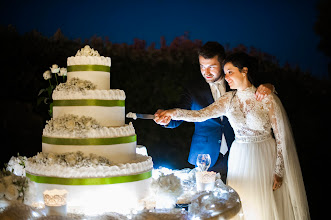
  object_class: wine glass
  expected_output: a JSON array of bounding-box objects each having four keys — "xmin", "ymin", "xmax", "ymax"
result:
[{"xmin": 196, "ymin": 154, "xmax": 211, "ymax": 172}]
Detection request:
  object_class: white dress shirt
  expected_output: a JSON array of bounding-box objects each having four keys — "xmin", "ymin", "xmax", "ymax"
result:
[{"xmin": 209, "ymin": 78, "xmax": 228, "ymax": 155}]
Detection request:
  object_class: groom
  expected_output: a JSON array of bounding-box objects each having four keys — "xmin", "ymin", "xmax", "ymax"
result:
[{"xmin": 154, "ymin": 42, "xmax": 273, "ymax": 183}]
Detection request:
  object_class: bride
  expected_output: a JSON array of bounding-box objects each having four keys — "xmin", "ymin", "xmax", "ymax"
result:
[{"xmin": 155, "ymin": 52, "xmax": 310, "ymax": 220}]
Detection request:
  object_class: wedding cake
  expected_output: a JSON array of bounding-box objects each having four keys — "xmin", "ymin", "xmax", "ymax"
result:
[{"xmin": 24, "ymin": 46, "xmax": 153, "ymax": 214}]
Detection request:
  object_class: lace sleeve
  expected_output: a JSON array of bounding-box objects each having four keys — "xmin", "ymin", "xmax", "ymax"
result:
[
  {"xmin": 267, "ymin": 94, "xmax": 285, "ymax": 177},
  {"xmin": 172, "ymin": 92, "xmax": 233, "ymax": 122}
]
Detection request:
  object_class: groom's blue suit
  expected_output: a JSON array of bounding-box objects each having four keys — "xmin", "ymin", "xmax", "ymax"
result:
[{"xmin": 166, "ymin": 79, "xmax": 235, "ymax": 179}]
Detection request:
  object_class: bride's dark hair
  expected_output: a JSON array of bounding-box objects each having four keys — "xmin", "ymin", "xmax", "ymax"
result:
[
  {"xmin": 222, "ymin": 52, "xmax": 258, "ymax": 86},
  {"xmin": 222, "ymin": 52, "xmax": 259, "ymax": 105}
]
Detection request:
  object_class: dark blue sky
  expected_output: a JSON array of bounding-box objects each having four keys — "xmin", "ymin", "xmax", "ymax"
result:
[{"xmin": 1, "ymin": 0, "xmax": 329, "ymax": 78}]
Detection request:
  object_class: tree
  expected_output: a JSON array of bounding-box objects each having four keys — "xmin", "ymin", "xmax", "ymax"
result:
[{"xmin": 314, "ymin": 0, "xmax": 331, "ymax": 77}]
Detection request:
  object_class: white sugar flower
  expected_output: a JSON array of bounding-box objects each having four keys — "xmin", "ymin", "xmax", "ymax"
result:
[
  {"xmin": 65, "ymin": 119, "xmax": 75, "ymax": 130},
  {"xmin": 5, "ymin": 184, "xmax": 19, "ymax": 200},
  {"xmin": 43, "ymin": 70, "xmax": 52, "ymax": 80},
  {"xmin": 0, "ymin": 183, "xmax": 5, "ymax": 199},
  {"xmin": 35, "ymin": 152, "xmax": 45, "ymax": 163},
  {"xmin": 58, "ymin": 67, "xmax": 67, "ymax": 76},
  {"xmin": 47, "ymin": 153, "xmax": 56, "ymax": 165},
  {"xmin": 65, "ymin": 153, "xmax": 76, "ymax": 166},
  {"xmin": 50, "ymin": 64, "xmax": 60, "ymax": 73}
]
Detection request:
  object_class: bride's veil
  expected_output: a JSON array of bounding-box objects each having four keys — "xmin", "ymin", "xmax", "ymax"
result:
[{"xmin": 273, "ymin": 94, "xmax": 310, "ymax": 219}]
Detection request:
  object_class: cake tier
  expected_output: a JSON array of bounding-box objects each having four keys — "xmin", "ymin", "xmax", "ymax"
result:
[
  {"xmin": 52, "ymin": 89, "xmax": 125, "ymax": 127},
  {"xmin": 67, "ymin": 53, "xmax": 111, "ymax": 67},
  {"xmin": 25, "ymin": 154, "xmax": 153, "ymax": 214},
  {"xmin": 67, "ymin": 70, "xmax": 110, "ymax": 90},
  {"xmin": 53, "ymin": 105, "xmax": 124, "ymax": 127},
  {"xmin": 42, "ymin": 135, "xmax": 136, "ymax": 164},
  {"xmin": 25, "ymin": 178, "xmax": 152, "ymax": 214},
  {"xmin": 67, "ymin": 46, "xmax": 111, "ymax": 90},
  {"xmin": 25, "ymin": 153, "xmax": 152, "ymax": 178},
  {"xmin": 43, "ymin": 115, "xmax": 136, "ymax": 163}
]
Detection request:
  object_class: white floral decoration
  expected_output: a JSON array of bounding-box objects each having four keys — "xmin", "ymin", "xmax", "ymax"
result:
[
  {"xmin": 53, "ymin": 77, "xmax": 96, "ymax": 94},
  {"xmin": 151, "ymin": 173, "xmax": 183, "ymax": 208},
  {"xmin": 43, "ymin": 114, "xmax": 101, "ymax": 136},
  {"xmin": 43, "ymin": 70, "xmax": 52, "ymax": 80},
  {"xmin": 76, "ymin": 45, "xmax": 100, "ymax": 57},
  {"xmin": 50, "ymin": 64, "xmax": 60, "ymax": 73},
  {"xmin": 0, "ymin": 162, "xmax": 28, "ymax": 201},
  {"xmin": 6, "ymin": 155, "xmax": 27, "ymax": 177},
  {"xmin": 152, "ymin": 173, "xmax": 183, "ymax": 196},
  {"xmin": 58, "ymin": 67, "xmax": 67, "ymax": 76},
  {"xmin": 4, "ymin": 184, "xmax": 19, "ymax": 200},
  {"xmin": 28, "ymin": 151, "xmax": 112, "ymax": 168}
]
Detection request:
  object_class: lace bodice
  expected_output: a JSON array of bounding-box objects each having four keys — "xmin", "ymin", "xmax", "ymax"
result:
[{"xmin": 173, "ymin": 86, "xmax": 284, "ymax": 177}]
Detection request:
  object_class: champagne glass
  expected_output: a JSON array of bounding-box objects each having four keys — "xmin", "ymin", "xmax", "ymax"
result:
[{"xmin": 196, "ymin": 154, "xmax": 211, "ymax": 172}]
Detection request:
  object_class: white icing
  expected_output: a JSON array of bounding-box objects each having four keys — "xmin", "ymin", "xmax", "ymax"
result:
[
  {"xmin": 126, "ymin": 112, "xmax": 137, "ymax": 120},
  {"xmin": 53, "ymin": 89, "xmax": 125, "ymax": 100},
  {"xmin": 42, "ymin": 141, "xmax": 136, "ymax": 164},
  {"xmin": 53, "ymin": 106, "xmax": 125, "ymax": 127},
  {"xmin": 42, "ymin": 114, "xmax": 135, "ymax": 138},
  {"xmin": 25, "ymin": 178, "xmax": 152, "ymax": 214},
  {"xmin": 67, "ymin": 45, "xmax": 111, "ymax": 67},
  {"xmin": 75, "ymin": 45, "xmax": 100, "ymax": 57},
  {"xmin": 26, "ymin": 154, "xmax": 153, "ymax": 178},
  {"xmin": 67, "ymin": 71, "xmax": 110, "ymax": 90},
  {"xmin": 67, "ymin": 56, "xmax": 111, "ymax": 67}
]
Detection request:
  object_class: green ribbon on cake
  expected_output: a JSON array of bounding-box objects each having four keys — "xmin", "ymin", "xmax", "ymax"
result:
[
  {"xmin": 26, "ymin": 170, "xmax": 152, "ymax": 185},
  {"xmin": 42, "ymin": 135, "xmax": 136, "ymax": 145},
  {"xmin": 53, "ymin": 99, "xmax": 125, "ymax": 107},
  {"xmin": 67, "ymin": 65, "xmax": 110, "ymax": 72}
]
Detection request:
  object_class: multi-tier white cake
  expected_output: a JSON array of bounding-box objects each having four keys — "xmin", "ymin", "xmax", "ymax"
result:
[{"xmin": 24, "ymin": 46, "xmax": 153, "ymax": 214}]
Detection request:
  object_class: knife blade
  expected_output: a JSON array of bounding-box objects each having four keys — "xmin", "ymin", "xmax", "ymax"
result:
[
  {"xmin": 126, "ymin": 112, "xmax": 155, "ymax": 120},
  {"xmin": 136, "ymin": 113, "xmax": 155, "ymax": 119}
]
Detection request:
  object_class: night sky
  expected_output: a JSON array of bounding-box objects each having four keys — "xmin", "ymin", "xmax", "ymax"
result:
[{"xmin": 1, "ymin": 0, "xmax": 329, "ymax": 79}]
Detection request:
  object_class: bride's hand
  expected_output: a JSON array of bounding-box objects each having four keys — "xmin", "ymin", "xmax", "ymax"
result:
[
  {"xmin": 272, "ymin": 174, "xmax": 283, "ymax": 191},
  {"xmin": 154, "ymin": 109, "xmax": 176, "ymax": 125}
]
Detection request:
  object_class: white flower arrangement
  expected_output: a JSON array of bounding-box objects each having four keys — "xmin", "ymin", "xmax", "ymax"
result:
[
  {"xmin": 53, "ymin": 77, "xmax": 96, "ymax": 94},
  {"xmin": 76, "ymin": 45, "xmax": 100, "ymax": 57},
  {"xmin": 28, "ymin": 151, "xmax": 112, "ymax": 168},
  {"xmin": 58, "ymin": 67, "xmax": 67, "ymax": 76},
  {"xmin": 151, "ymin": 173, "xmax": 183, "ymax": 209},
  {"xmin": 0, "ymin": 155, "xmax": 28, "ymax": 201},
  {"xmin": 6, "ymin": 155, "xmax": 27, "ymax": 177},
  {"xmin": 43, "ymin": 114, "xmax": 101, "ymax": 135},
  {"xmin": 43, "ymin": 70, "xmax": 51, "ymax": 80},
  {"xmin": 50, "ymin": 64, "xmax": 61, "ymax": 74},
  {"xmin": 38, "ymin": 64, "xmax": 67, "ymax": 116}
]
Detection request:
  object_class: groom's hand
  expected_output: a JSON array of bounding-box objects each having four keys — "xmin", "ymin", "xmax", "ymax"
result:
[
  {"xmin": 255, "ymin": 83, "xmax": 274, "ymax": 101},
  {"xmin": 154, "ymin": 109, "xmax": 171, "ymax": 125}
]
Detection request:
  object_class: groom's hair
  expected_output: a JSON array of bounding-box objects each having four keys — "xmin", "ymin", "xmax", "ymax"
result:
[{"xmin": 198, "ymin": 41, "xmax": 225, "ymax": 64}]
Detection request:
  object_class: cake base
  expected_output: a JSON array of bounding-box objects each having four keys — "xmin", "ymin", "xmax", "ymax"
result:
[{"xmin": 25, "ymin": 177, "xmax": 152, "ymax": 215}]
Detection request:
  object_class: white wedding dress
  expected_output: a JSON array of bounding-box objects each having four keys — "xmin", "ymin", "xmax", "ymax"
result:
[{"xmin": 172, "ymin": 86, "xmax": 310, "ymax": 220}]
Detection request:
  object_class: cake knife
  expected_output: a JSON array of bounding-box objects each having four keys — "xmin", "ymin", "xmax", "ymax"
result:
[{"xmin": 126, "ymin": 112, "xmax": 155, "ymax": 120}]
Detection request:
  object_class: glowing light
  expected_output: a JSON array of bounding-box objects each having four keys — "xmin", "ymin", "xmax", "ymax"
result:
[{"xmin": 31, "ymin": 211, "xmax": 42, "ymax": 218}]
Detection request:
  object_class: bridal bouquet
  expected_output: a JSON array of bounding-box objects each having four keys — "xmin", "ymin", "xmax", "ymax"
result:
[
  {"xmin": 0, "ymin": 155, "xmax": 28, "ymax": 201},
  {"xmin": 37, "ymin": 64, "xmax": 67, "ymax": 116}
]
